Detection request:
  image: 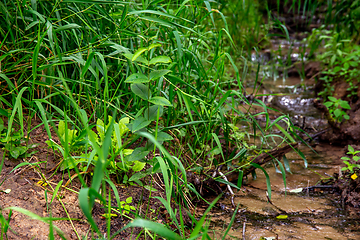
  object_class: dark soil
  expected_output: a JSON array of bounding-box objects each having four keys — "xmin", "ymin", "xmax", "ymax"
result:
[{"xmin": 0, "ymin": 120, "xmax": 177, "ymax": 239}]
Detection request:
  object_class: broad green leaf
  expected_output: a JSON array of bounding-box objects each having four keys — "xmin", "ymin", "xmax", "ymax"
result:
[
  {"xmin": 123, "ymin": 149, "xmax": 133, "ymax": 156},
  {"xmin": 132, "ymin": 161, "xmax": 146, "ymax": 172},
  {"xmin": 348, "ymin": 145, "xmax": 355, "ymax": 153},
  {"xmin": 128, "ymin": 147, "xmax": 149, "ymax": 162},
  {"xmin": 156, "ymin": 132, "xmax": 173, "ymax": 142},
  {"xmin": 147, "ymin": 43, "xmax": 161, "ymax": 51},
  {"xmin": 334, "ymin": 108, "xmax": 342, "ymax": 118},
  {"xmin": 126, "ymin": 197, "xmax": 133, "ymax": 204},
  {"xmin": 118, "ymin": 118, "xmax": 130, "ymax": 136},
  {"xmin": 328, "ymin": 96, "xmax": 337, "ymax": 102},
  {"xmin": 149, "ymin": 69, "xmax": 171, "ymax": 81},
  {"xmin": 144, "ymin": 105, "xmax": 163, "ymax": 121},
  {"xmin": 58, "ymin": 121, "xmax": 65, "ymax": 137},
  {"xmin": 10, "ymin": 148, "xmax": 20, "ymax": 159},
  {"xmin": 123, "ymin": 53, "xmax": 148, "ymax": 65},
  {"xmin": 149, "ymin": 96, "xmax": 172, "ymax": 106},
  {"xmin": 132, "ymin": 47, "xmax": 148, "ymax": 62},
  {"xmin": 324, "ymin": 101, "xmax": 333, "ymax": 108},
  {"xmin": 340, "ymin": 101, "xmax": 351, "ymax": 109},
  {"xmin": 131, "ymin": 117, "xmax": 151, "ymax": 132},
  {"xmin": 125, "ymin": 73, "xmax": 149, "ymax": 83},
  {"xmin": 129, "ymin": 172, "xmax": 147, "ymax": 182},
  {"xmin": 149, "ymin": 56, "xmax": 171, "ymax": 65},
  {"xmin": 131, "ymin": 83, "xmax": 151, "ymax": 100}
]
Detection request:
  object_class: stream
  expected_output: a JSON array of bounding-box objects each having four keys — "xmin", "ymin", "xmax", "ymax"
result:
[{"xmin": 205, "ymin": 50, "xmax": 360, "ymax": 239}]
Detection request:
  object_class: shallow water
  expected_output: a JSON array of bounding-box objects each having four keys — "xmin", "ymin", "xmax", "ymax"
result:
[
  {"xmin": 207, "ymin": 71, "xmax": 360, "ymax": 239},
  {"xmin": 208, "ymin": 144, "xmax": 360, "ymax": 239}
]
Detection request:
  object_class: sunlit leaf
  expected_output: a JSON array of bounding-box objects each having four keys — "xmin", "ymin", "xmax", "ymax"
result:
[
  {"xmin": 149, "ymin": 96, "xmax": 172, "ymax": 106},
  {"xmin": 149, "ymin": 56, "xmax": 171, "ymax": 65},
  {"xmin": 132, "ymin": 161, "xmax": 146, "ymax": 172},
  {"xmin": 276, "ymin": 215, "xmax": 288, "ymax": 219}
]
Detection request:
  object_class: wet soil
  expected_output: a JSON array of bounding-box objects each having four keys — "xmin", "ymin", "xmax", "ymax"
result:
[{"xmin": 208, "ymin": 144, "xmax": 360, "ymax": 240}]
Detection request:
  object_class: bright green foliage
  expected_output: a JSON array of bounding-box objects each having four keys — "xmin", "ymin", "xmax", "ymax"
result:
[
  {"xmin": 119, "ymin": 197, "xmax": 136, "ymax": 215},
  {"xmin": 0, "ymin": 0, "xmax": 309, "ymax": 239},
  {"xmin": 46, "ymin": 116, "xmax": 147, "ymax": 174},
  {"xmin": 308, "ymin": 29, "xmax": 360, "ymax": 99},
  {"xmin": 323, "ymin": 97, "xmax": 351, "ymax": 123},
  {"xmin": 341, "ymin": 145, "xmax": 360, "ymax": 173},
  {"xmin": 0, "ymin": 119, "xmax": 38, "ymax": 159}
]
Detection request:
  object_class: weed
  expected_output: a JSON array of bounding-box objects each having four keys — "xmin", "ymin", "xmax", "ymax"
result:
[
  {"xmin": 341, "ymin": 145, "xmax": 360, "ymax": 173},
  {"xmin": 323, "ymin": 97, "xmax": 351, "ymax": 123}
]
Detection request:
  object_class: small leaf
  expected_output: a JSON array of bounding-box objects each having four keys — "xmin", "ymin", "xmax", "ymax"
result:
[
  {"xmin": 149, "ymin": 56, "xmax": 172, "ymax": 65},
  {"xmin": 125, "ymin": 73, "xmax": 149, "ymax": 83},
  {"xmin": 132, "ymin": 47, "xmax": 148, "ymax": 62},
  {"xmin": 131, "ymin": 117, "xmax": 151, "ymax": 132},
  {"xmin": 276, "ymin": 215, "xmax": 288, "ymax": 219},
  {"xmin": 129, "ymin": 172, "xmax": 147, "ymax": 182},
  {"xmin": 328, "ymin": 96, "xmax": 337, "ymax": 102},
  {"xmin": 147, "ymin": 43, "xmax": 161, "ymax": 51},
  {"xmin": 128, "ymin": 148, "xmax": 149, "ymax": 162},
  {"xmin": 144, "ymin": 185, "xmax": 158, "ymax": 191},
  {"xmin": 126, "ymin": 197, "xmax": 133, "ymax": 204},
  {"xmin": 348, "ymin": 145, "xmax": 355, "ymax": 153},
  {"xmin": 132, "ymin": 161, "xmax": 146, "ymax": 172},
  {"xmin": 149, "ymin": 96, "xmax": 172, "ymax": 107},
  {"xmin": 324, "ymin": 101, "xmax": 333, "ymax": 108},
  {"xmin": 10, "ymin": 149, "xmax": 20, "ymax": 159},
  {"xmin": 149, "ymin": 69, "xmax": 171, "ymax": 81},
  {"xmin": 333, "ymin": 108, "xmax": 342, "ymax": 118},
  {"xmin": 156, "ymin": 132, "xmax": 173, "ymax": 142},
  {"xmin": 144, "ymin": 105, "xmax": 163, "ymax": 121},
  {"xmin": 340, "ymin": 101, "xmax": 351, "ymax": 109},
  {"xmin": 131, "ymin": 83, "xmax": 151, "ymax": 100},
  {"xmin": 118, "ymin": 119, "xmax": 130, "ymax": 136},
  {"xmin": 58, "ymin": 121, "xmax": 65, "ymax": 136},
  {"xmin": 123, "ymin": 149, "xmax": 134, "ymax": 156}
]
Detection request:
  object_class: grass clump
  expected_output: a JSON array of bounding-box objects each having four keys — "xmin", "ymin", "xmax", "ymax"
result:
[{"xmin": 0, "ymin": 0, "xmax": 308, "ymax": 239}]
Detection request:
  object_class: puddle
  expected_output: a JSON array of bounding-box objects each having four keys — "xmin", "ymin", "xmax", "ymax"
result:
[{"xmin": 206, "ymin": 143, "xmax": 360, "ymax": 239}]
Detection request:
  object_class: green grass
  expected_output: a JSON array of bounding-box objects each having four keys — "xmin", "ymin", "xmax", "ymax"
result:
[{"xmin": 0, "ymin": 0, "xmax": 328, "ymax": 239}]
